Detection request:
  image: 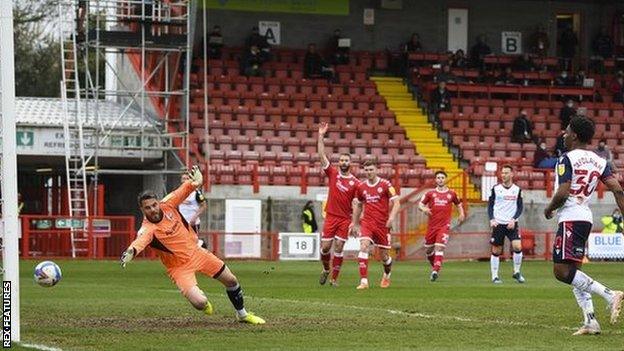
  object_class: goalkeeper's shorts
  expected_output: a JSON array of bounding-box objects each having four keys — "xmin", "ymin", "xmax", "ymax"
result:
[{"xmin": 167, "ymin": 249, "xmax": 225, "ymax": 295}]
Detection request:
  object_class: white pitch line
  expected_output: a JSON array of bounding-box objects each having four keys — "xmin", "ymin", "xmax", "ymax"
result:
[{"xmin": 19, "ymin": 343, "xmax": 63, "ymax": 351}]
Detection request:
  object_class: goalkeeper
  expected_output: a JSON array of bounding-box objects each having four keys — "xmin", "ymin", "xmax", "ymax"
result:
[{"xmin": 120, "ymin": 166, "xmax": 265, "ymax": 324}]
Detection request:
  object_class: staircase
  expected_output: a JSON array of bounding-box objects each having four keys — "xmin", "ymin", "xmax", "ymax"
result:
[{"xmin": 372, "ymin": 77, "xmax": 479, "ymax": 199}]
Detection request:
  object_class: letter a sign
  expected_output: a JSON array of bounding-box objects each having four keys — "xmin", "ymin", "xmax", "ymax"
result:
[
  {"xmin": 501, "ymin": 32, "xmax": 522, "ymax": 54},
  {"xmin": 259, "ymin": 21, "xmax": 281, "ymax": 45}
]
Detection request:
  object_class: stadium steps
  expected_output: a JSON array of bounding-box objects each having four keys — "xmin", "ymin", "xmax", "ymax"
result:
[{"xmin": 371, "ymin": 77, "xmax": 480, "ymax": 199}]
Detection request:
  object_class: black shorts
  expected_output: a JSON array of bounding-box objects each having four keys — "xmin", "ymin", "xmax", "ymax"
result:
[
  {"xmin": 490, "ymin": 223, "xmax": 520, "ymax": 246},
  {"xmin": 553, "ymin": 221, "xmax": 593, "ymax": 263}
]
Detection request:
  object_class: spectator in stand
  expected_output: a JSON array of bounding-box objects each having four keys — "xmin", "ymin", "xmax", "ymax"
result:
[
  {"xmin": 496, "ymin": 67, "xmax": 517, "ymax": 85},
  {"xmin": 404, "ymin": 33, "xmax": 422, "ymax": 53},
  {"xmin": 574, "ymin": 69, "xmax": 587, "ymax": 86},
  {"xmin": 245, "ymin": 26, "xmax": 271, "ymax": 61},
  {"xmin": 327, "ymin": 28, "xmax": 350, "ymax": 65},
  {"xmin": 529, "ymin": 25, "xmax": 550, "ymax": 57},
  {"xmin": 430, "ymin": 81, "xmax": 451, "ymax": 116},
  {"xmin": 554, "ymin": 71, "xmax": 573, "ymax": 86},
  {"xmin": 595, "ymin": 139, "xmax": 614, "ymax": 168},
  {"xmin": 434, "ymin": 64, "xmax": 456, "ymax": 83},
  {"xmin": 592, "ymin": 27, "xmax": 614, "ymax": 73},
  {"xmin": 469, "ymin": 35, "xmax": 491, "ymax": 70},
  {"xmin": 558, "ymin": 24, "xmax": 578, "ymax": 71},
  {"xmin": 513, "ymin": 53, "xmax": 536, "ymax": 72},
  {"xmin": 207, "ymin": 25, "xmax": 224, "ymax": 59},
  {"xmin": 511, "ymin": 110, "xmax": 534, "ymax": 143},
  {"xmin": 303, "ymin": 43, "xmax": 334, "ymax": 81},
  {"xmin": 611, "ymin": 74, "xmax": 624, "ymax": 103},
  {"xmin": 559, "ymin": 99, "xmax": 576, "ymax": 128},
  {"xmin": 450, "ymin": 49, "xmax": 468, "ymax": 69},
  {"xmin": 533, "ymin": 140, "xmax": 559, "ymax": 169},
  {"xmin": 601, "ymin": 209, "xmax": 624, "ymax": 234},
  {"xmin": 240, "ymin": 45, "xmax": 264, "ymax": 77}
]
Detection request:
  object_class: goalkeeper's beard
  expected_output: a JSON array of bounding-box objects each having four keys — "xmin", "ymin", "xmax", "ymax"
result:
[{"xmin": 146, "ymin": 209, "xmax": 164, "ymax": 223}]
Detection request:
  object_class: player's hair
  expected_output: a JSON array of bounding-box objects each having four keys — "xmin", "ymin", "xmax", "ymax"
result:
[
  {"xmin": 137, "ymin": 190, "xmax": 158, "ymax": 206},
  {"xmin": 435, "ymin": 170, "xmax": 447, "ymax": 177},
  {"xmin": 339, "ymin": 153, "xmax": 351, "ymax": 159},
  {"xmin": 362, "ymin": 158, "xmax": 377, "ymax": 167},
  {"xmin": 501, "ymin": 164, "xmax": 513, "ymax": 171},
  {"xmin": 569, "ymin": 115, "xmax": 595, "ymax": 144}
]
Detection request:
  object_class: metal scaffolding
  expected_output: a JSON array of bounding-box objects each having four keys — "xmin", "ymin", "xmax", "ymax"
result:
[{"xmin": 58, "ymin": 0, "xmax": 193, "ymax": 256}]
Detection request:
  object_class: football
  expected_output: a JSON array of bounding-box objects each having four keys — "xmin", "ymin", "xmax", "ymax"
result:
[{"xmin": 33, "ymin": 261, "xmax": 62, "ymax": 287}]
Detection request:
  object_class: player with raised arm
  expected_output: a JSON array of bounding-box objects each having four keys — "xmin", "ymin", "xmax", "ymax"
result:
[
  {"xmin": 544, "ymin": 116, "xmax": 624, "ymax": 335},
  {"xmin": 120, "ymin": 166, "xmax": 265, "ymax": 324},
  {"xmin": 418, "ymin": 171, "xmax": 465, "ymax": 282},
  {"xmin": 351, "ymin": 159, "xmax": 400, "ymax": 289},
  {"xmin": 488, "ymin": 165, "xmax": 526, "ymax": 284},
  {"xmin": 317, "ymin": 122, "xmax": 360, "ymax": 286}
]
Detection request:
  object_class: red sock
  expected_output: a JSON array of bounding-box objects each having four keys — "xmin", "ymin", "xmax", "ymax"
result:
[
  {"xmin": 433, "ymin": 252, "xmax": 444, "ymax": 272},
  {"xmin": 358, "ymin": 252, "xmax": 369, "ymax": 279},
  {"xmin": 427, "ymin": 253, "xmax": 435, "ymax": 267},
  {"xmin": 321, "ymin": 251, "xmax": 331, "ymax": 271},
  {"xmin": 331, "ymin": 252, "xmax": 344, "ymax": 280}
]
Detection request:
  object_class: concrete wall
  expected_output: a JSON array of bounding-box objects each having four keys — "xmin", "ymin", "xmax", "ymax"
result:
[{"xmin": 202, "ymin": 0, "xmax": 621, "ymax": 55}]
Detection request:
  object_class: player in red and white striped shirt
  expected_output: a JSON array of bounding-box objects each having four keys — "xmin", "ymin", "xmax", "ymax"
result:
[
  {"xmin": 351, "ymin": 158, "xmax": 401, "ymax": 289},
  {"xmin": 317, "ymin": 122, "xmax": 361, "ymax": 286}
]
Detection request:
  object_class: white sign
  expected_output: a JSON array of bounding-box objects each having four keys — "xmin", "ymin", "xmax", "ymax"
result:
[
  {"xmin": 279, "ymin": 233, "xmax": 320, "ymax": 260},
  {"xmin": 225, "ymin": 199, "xmax": 262, "ymax": 258},
  {"xmin": 259, "ymin": 21, "xmax": 280, "ymax": 45},
  {"xmin": 501, "ymin": 31, "xmax": 522, "ymax": 54},
  {"xmin": 587, "ymin": 233, "xmax": 624, "ymax": 260},
  {"xmin": 363, "ymin": 8, "xmax": 375, "ymax": 25}
]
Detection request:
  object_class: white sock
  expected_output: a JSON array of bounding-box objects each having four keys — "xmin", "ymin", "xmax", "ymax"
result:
[
  {"xmin": 360, "ymin": 278, "xmax": 369, "ymax": 285},
  {"xmin": 236, "ymin": 308, "xmax": 248, "ymax": 318},
  {"xmin": 383, "ymin": 272, "xmax": 392, "ymax": 279},
  {"xmin": 512, "ymin": 251, "xmax": 523, "ymax": 274},
  {"xmin": 571, "ymin": 270, "xmax": 615, "ymax": 305},
  {"xmin": 572, "ymin": 287, "xmax": 596, "ymax": 325},
  {"xmin": 490, "ymin": 255, "xmax": 500, "ymax": 280}
]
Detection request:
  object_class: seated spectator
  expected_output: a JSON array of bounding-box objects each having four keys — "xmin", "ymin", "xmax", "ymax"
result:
[
  {"xmin": 595, "ymin": 139, "xmax": 614, "ymax": 167},
  {"xmin": 592, "ymin": 27, "xmax": 614, "ymax": 73},
  {"xmin": 404, "ymin": 33, "xmax": 422, "ymax": 53},
  {"xmin": 496, "ymin": 67, "xmax": 517, "ymax": 85},
  {"xmin": 245, "ymin": 26, "xmax": 271, "ymax": 61},
  {"xmin": 533, "ymin": 140, "xmax": 558, "ymax": 169},
  {"xmin": 430, "ymin": 81, "xmax": 451, "ymax": 116},
  {"xmin": 574, "ymin": 70, "xmax": 587, "ymax": 86},
  {"xmin": 513, "ymin": 53, "xmax": 535, "ymax": 71},
  {"xmin": 559, "ymin": 99, "xmax": 576, "ymax": 128},
  {"xmin": 469, "ymin": 35, "xmax": 491, "ymax": 70},
  {"xmin": 240, "ymin": 45, "xmax": 264, "ymax": 77},
  {"xmin": 207, "ymin": 25, "xmax": 224, "ymax": 59},
  {"xmin": 529, "ymin": 25, "xmax": 549, "ymax": 57},
  {"xmin": 434, "ymin": 64, "xmax": 456, "ymax": 83},
  {"xmin": 511, "ymin": 110, "xmax": 534, "ymax": 143},
  {"xmin": 303, "ymin": 43, "xmax": 334, "ymax": 81},
  {"xmin": 554, "ymin": 71, "xmax": 573, "ymax": 86},
  {"xmin": 327, "ymin": 28, "xmax": 350, "ymax": 65},
  {"xmin": 611, "ymin": 75, "xmax": 624, "ymax": 103},
  {"xmin": 450, "ymin": 49, "xmax": 468, "ymax": 68}
]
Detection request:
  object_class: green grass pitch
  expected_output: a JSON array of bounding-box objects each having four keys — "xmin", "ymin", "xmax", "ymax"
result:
[{"xmin": 15, "ymin": 259, "xmax": 624, "ymax": 350}]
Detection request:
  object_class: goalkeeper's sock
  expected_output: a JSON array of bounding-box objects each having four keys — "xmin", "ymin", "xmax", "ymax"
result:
[
  {"xmin": 321, "ymin": 250, "xmax": 331, "ymax": 271},
  {"xmin": 426, "ymin": 252, "xmax": 435, "ymax": 267},
  {"xmin": 331, "ymin": 252, "xmax": 344, "ymax": 280},
  {"xmin": 433, "ymin": 252, "xmax": 444, "ymax": 273},
  {"xmin": 358, "ymin": 251, "xmax": 369, "ymax": 280},
  {"xmin": 226, "ymin": 283, "xmax": 247, "ymax": 318}
]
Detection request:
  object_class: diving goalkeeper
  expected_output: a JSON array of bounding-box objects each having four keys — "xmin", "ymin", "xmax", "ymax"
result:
[{"xmin": 120, "ymin": 166, "xmax": 265, "ymax": 324}]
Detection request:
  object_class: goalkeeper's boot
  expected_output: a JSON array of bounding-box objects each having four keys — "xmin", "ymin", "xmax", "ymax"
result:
[
  {"xmin": 512, "ymin": 272, "xmax": 526, "ymax": 284},
  {"xmin": 572, "ymin": 319, "xmax": 601, "ymax": 336},
  {"xmin": 319, "ymin": 270, "xmax": 330, "ymax": 285},
  {"xmin": 608, "ymin": 290, "xmax": 624, "ymax": 325},
  {"xmin": 203, "ymin": 300, "xmax": 214, "ymax": 316},
  {"xmin": 238, "ymin": 312, "xmax": 266, "ymax": 325}
]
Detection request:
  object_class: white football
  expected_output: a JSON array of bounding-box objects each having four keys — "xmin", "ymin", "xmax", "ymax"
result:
[{"xmin": 33, "ymin": 261, "xmax": 62, "ymax": 287}]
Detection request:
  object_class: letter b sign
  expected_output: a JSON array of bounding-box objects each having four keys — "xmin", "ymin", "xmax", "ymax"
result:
[{"xmin": 501, "ymin": 32, "xmax": 522, "ymax": 54}]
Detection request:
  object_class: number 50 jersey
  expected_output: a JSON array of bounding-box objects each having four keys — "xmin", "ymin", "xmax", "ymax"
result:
[{"xmin": 555, "ymin": 149, "xmax": 614, "ymax": 224}]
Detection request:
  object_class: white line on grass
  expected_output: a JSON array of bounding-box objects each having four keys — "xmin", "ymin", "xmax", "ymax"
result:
[
  {"xmin": 161, "ymin": 290, "xmax": 622, "ymax": 335},
  {"xmin": 19, "ymin": 343, "xmax": 63, "ymax": 351}
]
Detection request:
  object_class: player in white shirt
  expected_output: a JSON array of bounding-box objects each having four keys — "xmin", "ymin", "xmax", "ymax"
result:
[
  {"xmin": 487, "ymin": 165, "xmax": 525, "ymax": 284},
  {"xmin": 544, "ymin": 116, "xmax": 624, "ymax": 335},
  {"xmin": 179, "ymin": 172, "xmax": 208, "ymax": 248}
]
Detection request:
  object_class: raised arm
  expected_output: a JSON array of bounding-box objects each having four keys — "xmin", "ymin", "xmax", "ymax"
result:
[
  {"xmin": 120, "ymin": 228, "xmax": 154, "ymax": 267},
  {"xmin": 163, "ymin": 166, "xmax": 203, "ymax": 208},
  {"xmin": 318, "ymin": 122, "xmax": 330, "ymax": 169}
]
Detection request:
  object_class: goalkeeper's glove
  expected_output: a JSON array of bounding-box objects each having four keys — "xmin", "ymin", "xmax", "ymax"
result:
[
  {"xmin": 187, "ymin": 165, "xmax": 203, "ymax": 187},
  {"xmin": 120, "ymin": 247, "xmax": 136, "ymax": 268}
]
